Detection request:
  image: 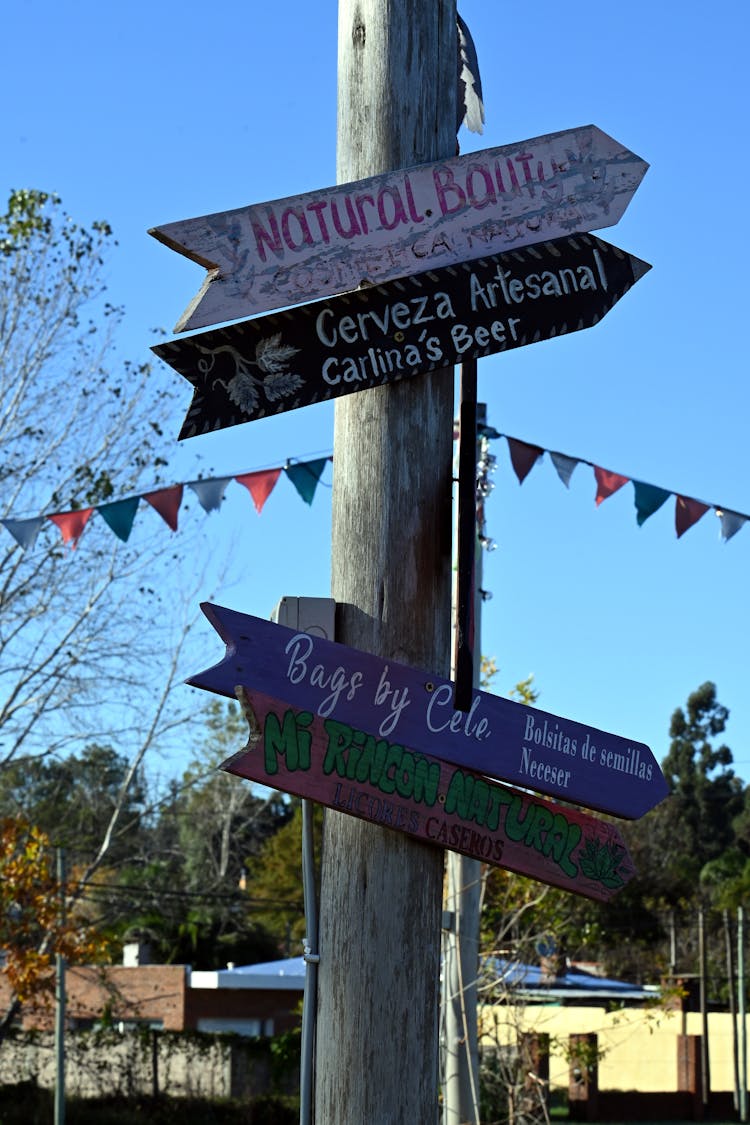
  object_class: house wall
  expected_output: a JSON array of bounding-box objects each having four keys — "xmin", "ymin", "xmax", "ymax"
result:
[
  {"xmin": 186, "ymin": 986, "xmax": 301, "ymax": 1035},
  {"xmin": 0, "ymin": 966, "xmax": 302, "ymax": 1035},
  {"xmin": 479, "ymin": 1004, "xmax": 742, "ymax": 1094},
  {"xmin": 71, "ymin": 965, "xmax": 190, "ymax": 1030},
  {"xmin": 0, "ymin": 965, "xmax": 190, "ymax": 1032}
]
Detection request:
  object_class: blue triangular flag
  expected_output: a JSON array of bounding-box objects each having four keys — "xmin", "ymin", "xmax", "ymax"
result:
[
  {"xmin": 188, "ymin": 477, "xmax": 232, "ymax": 513},
  {"xmin": 549, "ymin": 452, "xmax": 578, "ymax": 489},
  {"xmin": 718, "ymin": 509, "xmax": 747, "ymax": 542},
  {"xmin": 1, "ymin": 517, "xmax": 45, "ymax": 551}
]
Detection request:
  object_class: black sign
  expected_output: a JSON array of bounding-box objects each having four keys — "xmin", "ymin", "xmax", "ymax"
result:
[{"xmin": 152, "ymin": 234, "xmax": 650, "ymax": 439}]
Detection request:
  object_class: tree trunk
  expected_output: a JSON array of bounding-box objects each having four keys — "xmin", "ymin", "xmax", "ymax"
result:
[
  {"xmin": 0, "ymin": 995, "xmax": 21, "ymax": 1045},
  {"xmin": 314, "ymin": 2, "xmax": 457, "ymax": 1122}
]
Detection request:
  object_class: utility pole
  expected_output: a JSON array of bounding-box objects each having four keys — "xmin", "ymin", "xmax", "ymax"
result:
[
  {"xmin": 314, "ymin": 2, "xmax": 457, "ymax": 1121},
  {"xmin": 443, "ymin": 402, "xmax": 488, "ymax": 1125},
  {"xmin": 725, "ymin": 909, "xmax": 740, "ymax": 1113},
  {"xmin": 740, "ymin": 906, "xmax": 747, "ymax": 1123},
  {"xmin": 699, "ymin": 906, "xmax": 710, "ymax": 1109},
  {"xmin": 54, "ymin": 847, "xmax": 66, "ymax": 1125}
]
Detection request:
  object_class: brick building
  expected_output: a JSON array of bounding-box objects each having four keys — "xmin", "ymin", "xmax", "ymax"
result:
[{"xmin": 0, "ymin": 951, "xmax": 305, "ymax": 1037}]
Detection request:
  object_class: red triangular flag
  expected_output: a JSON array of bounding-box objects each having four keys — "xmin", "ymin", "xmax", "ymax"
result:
[
  {"xmin": 235, "ymin": 469, "xmax": 281, "ymax": 514},
  {"xmin": 144, "ymin": 485, "xmax": 184, "ymax": 531},
  {"xmin": 507, "ymin": 438, "xmax": 543, "ymax": 484},
  {"xmin": 48, "ymin": 508, "xmax": 93, "ymax": 548},
  {"xmin": 594, "ymin": 467, "xmax": 629, "ymax": 506},
  {"xmin": 675, "ymin": 495, "xmax": 709, "ymax": 538}
]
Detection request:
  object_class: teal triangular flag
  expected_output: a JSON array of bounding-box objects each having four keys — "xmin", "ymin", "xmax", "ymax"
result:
[
  {"xmin": 633, "ymin": 481, "xmax": 671, "ymax": 527},
  {"xmin": 97, "ymin": 497, "xmax": 140, "ymax": 542},
  {"xmin": 285, "ymin": 459, "xmax": 329, "ymax": 505}
]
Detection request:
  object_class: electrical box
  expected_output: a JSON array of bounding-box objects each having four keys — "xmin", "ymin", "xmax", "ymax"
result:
[{"xmin": 270, "ymin": 596, "xmax": 336, "ymax": 642}]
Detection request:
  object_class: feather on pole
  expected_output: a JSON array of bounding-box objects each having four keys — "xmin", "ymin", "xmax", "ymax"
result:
[{"xmin": 456, "ymin": 13, "xmax": 485, "ymax": 135}]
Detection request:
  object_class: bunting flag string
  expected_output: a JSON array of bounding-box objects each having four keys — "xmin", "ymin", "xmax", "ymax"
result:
[
  {"xmin": 0, "ymin": 455, "xmax": 332, "ymax": 553},
  {"xmin": 502, "ymin": 435, "xmax": 748, "ymax": 542},
  {"xmin": 2, "ymin": 431, "xmax": 744, "ymax": 553}
]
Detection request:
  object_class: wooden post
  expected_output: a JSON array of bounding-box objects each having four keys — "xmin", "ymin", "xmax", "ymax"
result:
[
  {"xmin": 314, "ymin": 1, "xmax": 457, "ymax": 1121},
  {"xmin": 568, "ymin": 1033, "xmax": 599, "ymax": 1123},
  {"xmin": 677, "ymin": 1034, "xmax": 704, "ymax": 1121}
]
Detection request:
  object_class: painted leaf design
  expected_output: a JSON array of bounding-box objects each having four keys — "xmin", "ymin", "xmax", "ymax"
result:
[
  {"xmin": 579, "ymin": 837, "xmax": 625, "ymax": 890},
  {"xmin": 255, "ymin": 333, "xmax": 300, "ymax": 374},
  {"xmin": 225, "ymin": 373, "xmax": 260, "ymax": 414},
  {"xmin": 264, "ymin": 371, "xmax": 305, "ymax": 402}
]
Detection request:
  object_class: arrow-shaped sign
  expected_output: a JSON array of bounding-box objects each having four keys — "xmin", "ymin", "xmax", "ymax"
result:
[
  {"xmin": 224, "ymin": 687, "xmax": 636, "ymax": 902},
  {"xmin": 189, "ymin": 605, "xmax": 668, "ymax": 820},
  {"xmin": 153, "ymin": 234, "xmax": 650, "ymax": 438},
  {"xmin": 150, "ymin": 124, "xmax": 648, "ymax": 332}
]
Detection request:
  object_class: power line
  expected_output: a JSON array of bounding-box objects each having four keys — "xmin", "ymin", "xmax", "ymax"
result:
[{"xmin": 80, "ymin": 878, "xmax": 304, "ymax": 912}]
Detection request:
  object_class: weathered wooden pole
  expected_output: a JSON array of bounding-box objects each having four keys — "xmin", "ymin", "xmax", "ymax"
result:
[{"xmin": 314, "ymin": 1, "xmax": 457, "ymax": 1121}]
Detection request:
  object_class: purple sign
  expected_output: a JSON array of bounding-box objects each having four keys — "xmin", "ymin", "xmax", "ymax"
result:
[{"xmin": 188, "ymin": 605, "xmax": 668, "ymax": 819}]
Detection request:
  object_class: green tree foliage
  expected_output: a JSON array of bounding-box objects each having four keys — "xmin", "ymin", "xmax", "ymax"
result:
[
  {"xmin": 244, "ymin": 801, "xmax": 323, "ymax": 954},
  {"xmin": 567, "ymin": 684, "xmax": 745, "ymax": 981},
  {"xmin": 177, "ymin": 701, "xmax": 290, "ymax": 890},
  {"xmin": 480, "ymin": 681, "xmax": 750, "ymax": 985},
  {"xmin": 0, "ymin": 744, "xmax": 146, "ymax": 867},
  {"xmin": 611, "ymin": 682, "xmax": 745, "ymax": 927},
  {"xmin": 0, "ymin": 697, "xmax": 296, "ymax": 970},
  {"xmin": 661, "ymin": 681, "xmax": 743, "ymax": 879},
  {"xmin": 106, "ymin": 701, "xmax": 293, "ymax": 968}
]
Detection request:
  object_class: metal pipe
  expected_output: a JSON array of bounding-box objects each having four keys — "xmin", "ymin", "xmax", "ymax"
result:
[
  {"xmin": 740, "ymin": 906, "xmax": 747, "ymax": 1123},
  {"xmin": 699, "ymin": 907, "xmax": 709, "ymax": 1108},
  {"xmin": 299, "ymin": 799, "xmax": 319, "ymax": 1125},
  {"xmin": 54, "ymin": 847, "xmax": 66, "ymax": 1125},
  {"xmin": 725, "ymin": 910, "xmax": 739, "ymax": 1112}
]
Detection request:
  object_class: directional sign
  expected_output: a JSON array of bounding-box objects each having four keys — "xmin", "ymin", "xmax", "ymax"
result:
[
  {"xmin": 153, "ymin": 234, "xmax": 650, "ymax": 438},
  {"xmin": 224, "ymin": 688, "xmax": 636, "ymax": 902},
  {"xmin": 189, "ymin": 604, "xmax": 668, "ymax": 819},
  {"xmin": 150, "ymin": 124, "xmax": 648, "ymax": 332}
]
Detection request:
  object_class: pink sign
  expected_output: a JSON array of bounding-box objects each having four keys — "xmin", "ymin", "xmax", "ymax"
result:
[
  {"xmin": 150, "ymin": 124, "xmax": 648, "ymax": 331},
  {"xmin": 223, "ymin": 688, "xmax": 636, "ymax": 902}
]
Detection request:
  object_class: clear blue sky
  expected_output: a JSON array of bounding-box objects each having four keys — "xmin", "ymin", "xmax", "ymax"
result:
[{"xmin": 3, "ymin": 0, "xmax": 749, "ymax": 788}]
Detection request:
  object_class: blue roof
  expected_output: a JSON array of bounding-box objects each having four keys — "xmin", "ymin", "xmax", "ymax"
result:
[
  {"xmin": 216, "ymin": 956, "xmax": 654, "ymax": 1002},
  {"xmin": 485, "ymin": 958, "xmax": 655, "ymax": 1001},
  {"xmin": 229, "ymin": 957, "xmax": 306, "ymax": 979}
]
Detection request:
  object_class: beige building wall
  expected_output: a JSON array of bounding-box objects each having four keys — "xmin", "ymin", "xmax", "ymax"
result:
[{"xmin": 479, "ymin": 1005, "xmax": 743, "ymax": 1094}]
